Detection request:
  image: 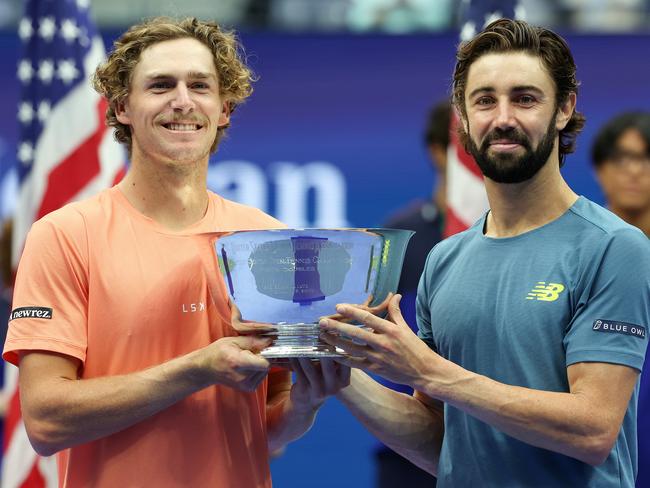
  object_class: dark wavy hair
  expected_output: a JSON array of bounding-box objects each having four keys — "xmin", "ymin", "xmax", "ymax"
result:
[
  {"xmin": 452, "ymin": 19, "xmax": 586, "ymax": 166},
  {"xmin": 93, "ymin": 17, "xmax": 255, "ymax": 154}
]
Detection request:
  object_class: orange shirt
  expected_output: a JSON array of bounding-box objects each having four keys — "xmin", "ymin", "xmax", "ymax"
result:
[{"xmin": 4, "ymin": 187, "xmax": 283, "ymax": 488}]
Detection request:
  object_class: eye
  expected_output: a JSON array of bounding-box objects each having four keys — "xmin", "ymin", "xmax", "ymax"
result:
[
  {"xmin": 517, "ymin": 94, "xmax": 536, "ymax": 106},
  {"xmin": 148, "ymin": 81, "xmax": 174, "ymax": 91},
  {"xmin": 475, "ymin": 96, "xmax": 495, "ymax": 107},
  {"xmin": 191, "ymin": 82, "xmax": 210, "ymax": 90}
]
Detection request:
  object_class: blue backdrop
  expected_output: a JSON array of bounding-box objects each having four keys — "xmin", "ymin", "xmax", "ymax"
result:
[{"xmin": 1, "ymin": 31, "xmax": 649, "ymax": 487}]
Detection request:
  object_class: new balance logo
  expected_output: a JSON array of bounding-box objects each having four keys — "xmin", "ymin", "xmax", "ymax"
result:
[
  {"xmin": 526, "ymin": 282, "xmax": 565, "ymax": 301},
  {"xmin": 10, "ymin": 306, "xmax": 53, "ymax": 320}
]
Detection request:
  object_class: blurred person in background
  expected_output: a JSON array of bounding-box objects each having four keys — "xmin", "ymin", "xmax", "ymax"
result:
[
  {"xmin": 590, "ymin": 111, "xmax": 650, "ymax": 488},
  {"xmin": 375, "ymin": 100, "xmax": 450, "ymax": 487},
  {"xmin": 384, "ymin": 100, "xmax": 450, "ymax": 325},
  {"xmin": 591, "ymin": 112, "xmax": 650, "ymax": 237}
]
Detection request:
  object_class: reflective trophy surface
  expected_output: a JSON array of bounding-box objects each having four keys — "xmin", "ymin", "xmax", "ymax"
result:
[{"xmin": 214, "ymin": 228, "xmax": 414, "ymax": 359}]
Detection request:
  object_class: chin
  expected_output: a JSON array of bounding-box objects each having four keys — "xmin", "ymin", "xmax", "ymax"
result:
[
  {"xmin": 164, "ymin": 145, "xmax": 210, "ymax": 162},
  {"xmin": 610, "ymin": 198, "xmax": 650, "ymax": 212},
  {"xmin": 624, "ymin": 202, "xmax": 650, "ymax": 212}
]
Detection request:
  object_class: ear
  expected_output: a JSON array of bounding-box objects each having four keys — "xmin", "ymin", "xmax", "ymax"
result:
[
  {"xmin": 555, "ymin": 92, "xmax": 576, "ymax": 131},
  {"xmin": 454, "ymin": 105, "xmax": 469, "ymax": 134},
  {"xmin": 115, "ymin": 99, "xmax": 131, "ymax": 125},
  {"xmin": 461, "ymin": 117, "xmax": 469, "ymax": 135},
  {"xmin": 217, "ymin": 101, "xmax": 231, "ymax": 127}
]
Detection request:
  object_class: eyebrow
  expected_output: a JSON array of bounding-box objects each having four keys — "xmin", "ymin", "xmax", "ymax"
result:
[
  {"xmin": 468, "ymin": 85, "xmax": 545, "ymax": 99},
  {"xmin": 144, "ymin": 71, "xmax": 217, "ymax": 82}
]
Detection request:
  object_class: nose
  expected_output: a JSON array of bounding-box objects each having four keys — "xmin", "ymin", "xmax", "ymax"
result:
[
  {"xmin": 626, "ymin": 158, "xmax": 649, "ymax": 176},
  {"xmin": 170, "ymin": 83, "xmax": 195, "ymax": 114},
  {"xmin": 495, "ymin": 100, "xmax": 515, "ymax": 129}
]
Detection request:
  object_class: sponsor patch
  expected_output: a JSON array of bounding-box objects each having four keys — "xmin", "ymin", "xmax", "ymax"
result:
[
  {"xmin": 592, "ymin": 319, "xmax": 646, "ymax": 339},
  {"xmin": 526, "ymin": 282, "xmax": 565, "ymax": 301},
  {"xmin": 10, "ymin": 306, "xmax": 53, "ymax": 321}
]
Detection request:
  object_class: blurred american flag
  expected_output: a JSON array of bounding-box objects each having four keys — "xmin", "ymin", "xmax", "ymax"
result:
[
  {"xmin": 11, "ymin": 0, "xmax": 125, "ymax": 267},
  {"xmin": 4, "ymin": 0, "xmax": 124, "ymax": 486}
]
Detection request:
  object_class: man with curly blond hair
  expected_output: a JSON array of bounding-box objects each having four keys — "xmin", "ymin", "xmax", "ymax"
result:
[
  {"xmin": 320, "ymin": 19, "xmax": 649, "ymax": 486},
  {"xmin": 3, "ymin": 17, "xmax": 349, "ymax": 487}
]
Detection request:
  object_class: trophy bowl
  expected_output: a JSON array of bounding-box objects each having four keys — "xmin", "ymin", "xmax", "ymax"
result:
[{"xmin": 214, "ymin": 228, "xmax": 414, "ymax": 359}]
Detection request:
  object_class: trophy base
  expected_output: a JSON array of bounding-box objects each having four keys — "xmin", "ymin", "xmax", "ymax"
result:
[
  {"xmin": 261, "ymin": 345, "xmax": 345, "ymax": 359},
  {"xmin": 259, "ymin": 322, "xmax": 345, "ymax": 359}
]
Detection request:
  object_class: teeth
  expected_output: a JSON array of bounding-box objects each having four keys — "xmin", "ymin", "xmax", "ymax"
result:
[{"xmin": 167, "ymin": 123, "xmax": 199, "ymax": 131}]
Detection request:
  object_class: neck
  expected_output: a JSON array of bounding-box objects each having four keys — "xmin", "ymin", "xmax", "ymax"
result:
[
  {"xmin": 608, "ymin": 205, "xmax": 650, "ymax": 237},
  {"xmin": 118, "ymin": 152, "xmax": 209, "ymax": 231},
  {"xmin": 483, "ymin": 158, "xmax": 578, "ymax": 238}
]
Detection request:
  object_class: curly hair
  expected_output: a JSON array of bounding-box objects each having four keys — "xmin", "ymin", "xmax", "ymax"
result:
[
  {"xmin": 452, "ymin": 19, "xmax": 586, "ymax": 166},
  {"xmin": 92, "ymin": 17, "xmax": 255, "ymax": 154}
]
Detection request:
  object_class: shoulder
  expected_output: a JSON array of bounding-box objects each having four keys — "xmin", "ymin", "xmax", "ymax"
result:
[
  {"xmin": 21, "ymin": 191, "xmax": 119, "ymax": 272},
  {"xmin": 418, "ymin": 220, "xmax": 483, "ymax": 285},
  {"xmin": 209, "ymin": 191, "xmax": 286, "ymax": 230},
  {"xmin": 427, "ymin": 218, "xmax": 483, "ymax": 260},
  {"xmin": 568, "ymin": 197, "xmax": 648, "ymax": 254},
  {"xmin": 29, "ymin": 189, "xmax": 112, "ymax": 241},
  {"xmin": 553, "ymin": 198, "xmax": 649, "ymax": 295},
  {"xmin": 568, "ymin": 197, "xmax": 643, "ymax": 237}
]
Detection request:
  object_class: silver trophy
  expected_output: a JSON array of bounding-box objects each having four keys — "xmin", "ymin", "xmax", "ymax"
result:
[{"xmin": 214, "ymin": 228, "xmax": 413, "ymax": 359}]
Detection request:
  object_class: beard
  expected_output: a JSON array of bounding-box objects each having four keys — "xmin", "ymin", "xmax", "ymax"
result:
[{"xmin": 467, "ymin": 115, "xmax": 558, "ymax": 184}]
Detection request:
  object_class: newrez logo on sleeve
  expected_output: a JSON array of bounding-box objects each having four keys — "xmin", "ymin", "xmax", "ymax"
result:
[
  {"xmin": 592, "ymin": 319, "xmax": 646, "ymax": 339},
  {"xmin": 10, "ymin": 307, "xmax": 53, "ymax": 320}
]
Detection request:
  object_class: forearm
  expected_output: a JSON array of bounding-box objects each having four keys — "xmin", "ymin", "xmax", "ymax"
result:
[
  {"xmin": 266, "ymin": 391, "xmax": 319, "ymax": 452},
  {"xmin": 20, "ymin": 335, "xmax": 271, "ymax": 456},
  {"xmin": 338, "ymin": 370, "xmax": 443, "ymax": 475},
  {"xmin": 320, "ymin": 298, "xmax": 638, "ymax": 468},
  {"xmin": 20, "ymin": 350, "xmax": 212, "ymax": 455},
  {"xmin": 418, "ymin": 361, "xmax": 629, "ymax": 465}
]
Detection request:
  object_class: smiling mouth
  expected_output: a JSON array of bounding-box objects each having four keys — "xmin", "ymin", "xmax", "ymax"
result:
[
  {"xmin": 162, "ymin": 123, "xmax": 202, "ymax": 132},
  {"xmin": 489, "ymin": 141, "xmax": 522, "ymax": 150}
]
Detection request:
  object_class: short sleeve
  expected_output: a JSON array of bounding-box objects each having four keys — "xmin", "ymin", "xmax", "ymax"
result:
[
  {"xmin": 564, "ymin": 228, "xmax": 650, "ymax": 371},
  {"xmin": 3, "ymin": 212, "xmax": 89, "ymax": 366}
]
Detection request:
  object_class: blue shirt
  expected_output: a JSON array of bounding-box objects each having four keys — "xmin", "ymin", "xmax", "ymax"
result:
[{"xmin": 417, "ymin": 197, "xmax": 650, "ymax": 487}]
